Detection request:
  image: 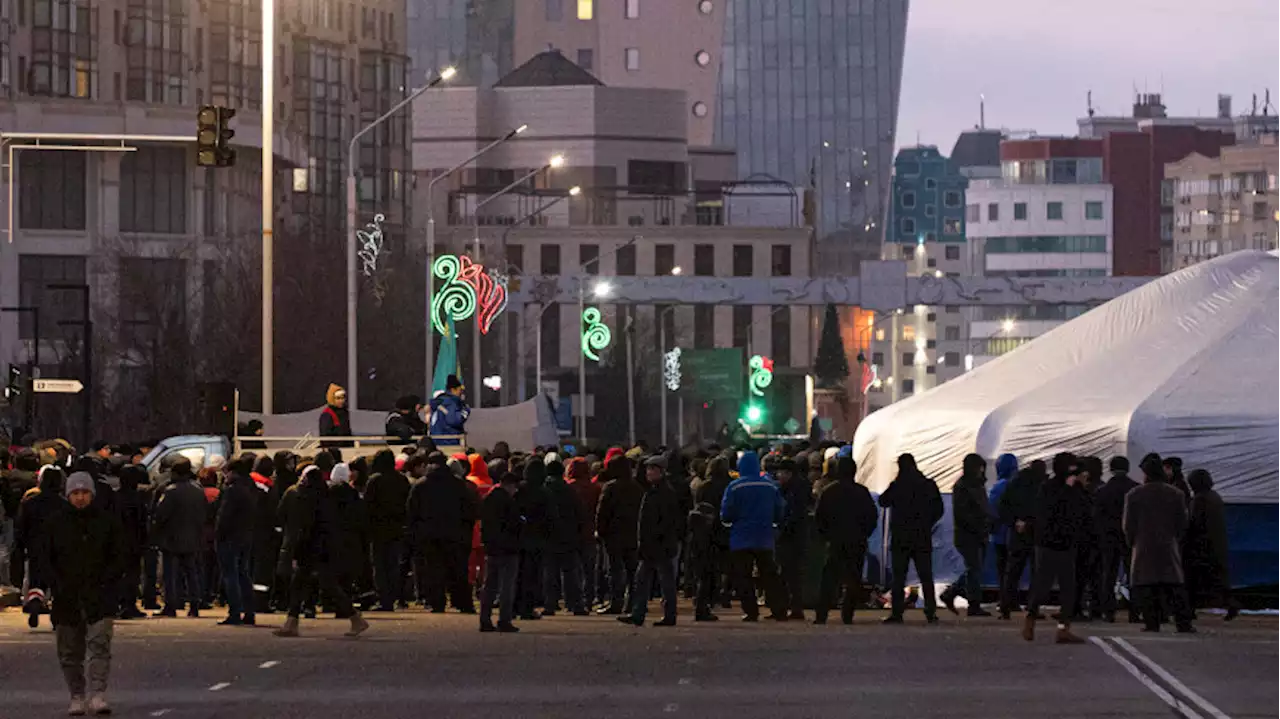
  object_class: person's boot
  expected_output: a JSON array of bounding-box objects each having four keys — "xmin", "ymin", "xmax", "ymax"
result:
[
  {"xmin": 1225, "ymin": 605, "xmax": 1240, "ymax": 621},
  {"xmin": 1021, "ymin": 613, "xmax": 1036, "ymax": 641},
  {"xmin": 1055, "ymin": 626, "xmax": 1085, "ymax": 644},
  {"xmin": 68, "ymin": 697, "xmax": 86, "ymax": 716},
  {"xmin": 940, "ymin": 588, "xmax": 958, "ymax": 616},
  {"xmin": 968, "ymin": 607, "xmax": 993, "ymax": 618},
  {"xmin": 812, "ymin": 612, "xmax": 828, "ymax": 625},
  {"xmin": 273, "ymin": 616, "xmax": 300, "ymax": 637},
  {"xmin": 496, "ymin": 622, "xmax": 520, "ymax": 633},
  {"xmin": 88, "ymin": 694, "xmax": 111, "ymax": 715},
  {"xmin": 345, "ymin": 612, "xmax": 370, "ymax": 637}
]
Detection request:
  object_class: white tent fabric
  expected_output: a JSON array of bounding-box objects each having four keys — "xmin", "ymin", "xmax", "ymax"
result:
[{"xmin": 854, "ymin": 249, "xmax": 1278, "ymax": 503}]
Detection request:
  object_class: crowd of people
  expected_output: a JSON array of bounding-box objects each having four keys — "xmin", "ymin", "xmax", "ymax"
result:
[{"xmin": 0, "ymin": 429, "xmax": 1239, "ymax": 715}]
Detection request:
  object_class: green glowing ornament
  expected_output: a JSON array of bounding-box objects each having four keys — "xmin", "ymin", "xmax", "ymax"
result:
[
  {"xmin": 581, "ymin": 307, "xmax": 611, "ymax": 362},
  {"xmin": 431, "ymin": 254, "xmax": 477, "ymax": 336},
  {"xmin": 748, "ymin": 354, "xmax": 774, "ymax": 397}
]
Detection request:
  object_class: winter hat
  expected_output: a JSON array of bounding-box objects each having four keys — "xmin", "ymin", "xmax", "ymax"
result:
[
  {"xmin": 823, "ymin": 446, "xmax": 840, "ymax": 462},
  {"xmin": 544, "ymin": 451, "xmax": 561, "ymax": 465},
  {"xmin": 64, "ymin": 471, "xmax": 96, "ymax": 498},
  {"xmin": 446, "ymin": 374, "xmax": 464, "ymax": 391},
  {"xmin": 1109, "ymin": 456, "xmax": 1130, "ymax": 472},
  {"xmin": 326, "ymin": 383, "xmax": 346, "ymax": 406},
  {"xmin": 329, "ymin": 463, "xmax": 351, "ymax": 487}
]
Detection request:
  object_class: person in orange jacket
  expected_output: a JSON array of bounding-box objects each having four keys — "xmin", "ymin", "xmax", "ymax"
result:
[{"xmin": 466, "ymin": 455, "xmax": 496, "ymax": 587}]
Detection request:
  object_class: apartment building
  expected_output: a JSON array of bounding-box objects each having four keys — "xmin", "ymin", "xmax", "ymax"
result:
[{"xmin": 1166, "ymin": 136, "xmax": 1279, "ymax": 268}]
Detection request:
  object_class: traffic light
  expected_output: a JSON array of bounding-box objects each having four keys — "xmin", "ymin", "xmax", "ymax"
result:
[
  {"xmin": 4, "ymin": 364, "xmax": 23, "ymax": 401},
  {"xmin": 742, "ymin": 403, "xmax": 764, "ymax": 424},
  {"xmin": 196, "ymin": 105, "xmax": 237, "ymax": 168}
]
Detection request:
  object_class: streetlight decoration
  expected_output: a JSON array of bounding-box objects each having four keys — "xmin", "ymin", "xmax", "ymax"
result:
[
  {"xmin": 664, "ymin": 347, "xmax": 682, "ymax": 391},
  {"xmin": 430, "ymin": 254, "xmax": 510, "ymax": 336},
  {"xmin": 356, "ymin": 213, "xmax": 385, "ymax": 277},
  {"xmin": 749, "ymin": 354, "xmax": 774, "ymax": 397},
  {"xmin": 581, "ymin": 307, "xmax": 611, "ymax": 362}
]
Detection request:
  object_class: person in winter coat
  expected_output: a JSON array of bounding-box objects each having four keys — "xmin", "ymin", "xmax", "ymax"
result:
[
  {"xmin": 595, "ymin": 454, "xmax": 642, "ymax": 615},
  {"xmin": 16, "ymin": 465, "xmax": 67, "ymax": 628},
  {"xmin": 1093, "ymin": 456, "xmax": 1138, "ymax": 623},
  {"xmin": 1163, "ymin": 456, "xmax": 1191, "ymax": 504},
  {"xmin": 813, "ymin": 456, "xmax": 878, "ymax": 625},
  {"xmin": 327, "ymin": 463, "xmax": 368, "ymax": 611},
  {"xmin": 542, "ymin": 460, "xmax": 586, "ymax": 615},
  {"xmin": 941, "ymin": 454, "xmax": 993, "ymax": 616},
  {"xmin": 619, "ymin": 456, "xmax": 683, "ymax": 627},
  {"xmin": 997, "ymin": 460, "xmax": 1046, "ymax": 619},
  {"xmin": 428, "ymin": 375, "xmax": 470, "ymax": 441},
  {"xmin": 479, "ymin": 466, "xmax": 523, "ymax": 633},
  {"xmin": 115, "ymin": 464, "xmax": 149, "ymax": 619},
  {"xmin": 1184, "ymin": 469, "xmax": 1237, "ymax": 620},
  {"xmin": 987, "ymin": 453, "xmax": 1018, "ymax": 602},
  {"xmin": 566, "ymin": 457, "xmax": 603, "ymax": 607},
  {"xmin": 150, "ymin": 459, "xmax": 207, "ymax": 618},
  {"xmin": 40, "ymin": 473, "xmax": 123, "ymax": 716},
  {"xmin": 720, "ymin": 451, "xmax": 786, "ymax": 622},
  {"xmin": 363, "ymin": 449, "xmax": 409, "ymax": 612},
  {"xmin": 465, "ymin": 455, "xmax": 496, "ymax": 589},
  {"xmin": 879, "ymin": 453, "xmax": 945, "ymax": 624},
  {"xmin": 274, "ymin": 466, "xmax": 369, "ymax": 638},
  {"xmin": 215, "ymin": 455, "xmax": 259, "ymax": 625},
  {"xmin": 318, "ymin": 383, "xmax": 353, "ymax": 441},
  {"xmin": 407, "ymin": 454, "xmax": 479, "ymax": 613},
  {"xmin": 1124, "ymin": 454, "xmax": 1193, "ymax": 633},
  {"xmin": 385, "ymin": 395, "xmax": 427, "ymax": 442},
  {"xmin": 1021, "ymin": 453, "xmax": 1089, "ymax": 644},
  {"xmin": 774, "ymin": 457, "xmax": 812, "ymax": 620},
  {"xmin": 1072, "ymin": 455, "xmax": 1104, "ymax": 620},
  {"xmin": 513, "ymin": 458, "xmax": 552, "ymax": 618},
  {"xmin": 688, "ymin": 456, "xmax": 732, "ymax": 621},
  {"xmin": 247, "ymin": 454, "xmax": 281, "ymax": 614}
]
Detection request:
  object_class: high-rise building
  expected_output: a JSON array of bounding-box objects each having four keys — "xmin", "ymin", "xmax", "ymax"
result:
[{"xmin": 1166, "ymin": 136, "xmax": 1279, "ymax": 269}]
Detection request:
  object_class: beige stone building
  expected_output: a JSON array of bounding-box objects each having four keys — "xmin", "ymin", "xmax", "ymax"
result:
[{"xmin": 1167, "ymin": 137, "xmax": 1279, "ymax": 269}]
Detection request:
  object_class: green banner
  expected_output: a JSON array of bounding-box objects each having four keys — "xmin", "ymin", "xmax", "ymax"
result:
[{"xmin": 681, "ymin": 348, "xmax": 744, "ymax": 401}]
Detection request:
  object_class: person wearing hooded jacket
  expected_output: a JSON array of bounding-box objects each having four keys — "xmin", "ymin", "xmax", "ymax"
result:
[
  {"xmin": 720, "ymin": 451, "xmax": 787, "ymax": 622},
  {"xmin": 514, "ymin": 458, "xmax": 552, "ymax": 618},
  {"xmin": 774, "ymin": 457, "xmax": 812, "ymax": 620},
  {"xmin": 428, "ymin": 375, "xmax": 470, "ymax": 442},
  {"xmin": 813, "ymin": 456, "xmax": 878, "ymax": 625},
  {"xmin": 542, "ymin": 460, "xmax": 587, "ymax": 615},
  {"xmin": 364, "ymin": 449, "xmax": 410, "ymax": 612},
  {"xmin": 941, "ymin": 454, "xmax": 994, "ymax": 617},
  {"xmin": 16, "ymin": 465, "xmax": 67, "ymax": 628},
  {"xmin": 151, "ymin": 459, "xmax": 206, "ymax": 618},
  {"xmin": 879, "ymin": 453, "xmax": 945, "ymax": 624},
  {"xmin": 385, "ymin": 395, "xmax": 427, "ymax": 442},
  {"xmin": 566, "ymin": 457, "xmax": 603, "ymax": 608},
  {"xmin": 688, "ymin": 456, "xmax": 732, "ymax": 621},
  {"xmin": 997, "ymin": 460, "xmax": 1046, "ymax": 619},
  {"xmin": 115, "ymin": 464, "xmax": 149, "ymax": 620},
  {"xmin": 618, "ymin": 456, "xmax": 682, "ymax": 627},
  {"xmin": 318, "ymin": 383, "xmax": 352, "ymax": 441},
  {"xmin": 1184, "ymin": 469, "xmax": 1237, "ymax": 620},
  {"xmin": 987, "ymin": 453, "xmax": 1018, "ymax": 602},
  {"xmin": 247, "ymin": 454, "xmax": 280, "ymax": 614},
  {"xmin": 465, "ymin": 454, "xmax": 496, "ymax": 589},
  {"xmin": 1021, "ymin": 453, "xmax": 1089, "ymax": 644},
  {"xmin": 273, "ymin": 466, "xmax": 369, "ymax": 638},
  {"xmin": 595, "ymin": 454, "xmax": 642, "ymax": 615},
  {"xmin": 327, "ymin": 463, "xmax": 368, "ymax": 611},
  {"xmin": 215, "ymin": 455, "xmax": 259, "ymax": 625},
  {"xmin": 479, "ymin": 466, "xmax": 523, "ymax": 633},
  {"xmin": 407, "ymin": 453, "xmax": 479, "ymax": 613}
]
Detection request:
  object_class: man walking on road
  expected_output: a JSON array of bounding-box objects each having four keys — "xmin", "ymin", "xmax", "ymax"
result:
[
  {"xmin": 879, "ymin": 454, "xmax": 944, "ymax": 625},
  {"xmin": 720, "ymin": 451, "xmax": 786, "ymax": 622}
]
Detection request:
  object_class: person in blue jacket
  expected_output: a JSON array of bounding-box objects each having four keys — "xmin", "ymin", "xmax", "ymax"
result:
[
  {"xmin": 429, "ymin": 375, "xmax": 471, "ymax": 442},
  {"xmin": 988, "ymin": 453, "xmax": 1018, "ymax": 601},
  {"xmin": 719, "ymin": 451, "xmax": 787, "ymax": 621}
]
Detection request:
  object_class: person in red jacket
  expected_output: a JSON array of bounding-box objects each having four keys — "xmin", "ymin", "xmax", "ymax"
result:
[{"xmin": 466, "ymin": 455, "xmax": 495, "ymax": 587}]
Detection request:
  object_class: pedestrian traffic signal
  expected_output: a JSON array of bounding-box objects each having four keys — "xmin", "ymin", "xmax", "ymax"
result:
[
  {"xmin": 4, "ymin": 364, "xmax": 23, "ymax": 400},
  {"xmin": 196, "ymin": 105, "xmax": 236, "ymax": 168}
]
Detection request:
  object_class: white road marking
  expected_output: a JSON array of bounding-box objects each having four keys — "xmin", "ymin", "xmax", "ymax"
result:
[
  {"xmin": 149, "ymin": 709, "xmax": 172, "ymax": 717},
  {"xmin": 208, "ymin": 682, "xmax": 232, "ymax": 692},
  {"xmin": 259, "ymin": 660, "xmax": 281, "ymax": 669},
  {"xmin": 1112, "ymin": 637, "xmax": 1233, "ymax": 719},
  {"xmin": 1089, "ymin": 637, "xmax": 1202, "ymax": 719}
]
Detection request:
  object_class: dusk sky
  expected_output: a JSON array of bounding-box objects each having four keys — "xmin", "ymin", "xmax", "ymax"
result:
[{"xmin": 896, "ymin": 0, "xmax": 1280, "ymax": 152}]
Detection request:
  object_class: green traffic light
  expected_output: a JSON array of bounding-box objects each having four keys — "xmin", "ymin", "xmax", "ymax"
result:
[{"xmin": 745, "ymin": 405, "xmax": 763, "ymax": 422}]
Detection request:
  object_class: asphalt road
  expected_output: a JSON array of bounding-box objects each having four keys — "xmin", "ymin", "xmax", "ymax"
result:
[{"xmin": 0, "ymin": 603, "xmax": 1275, "ymax": 718}]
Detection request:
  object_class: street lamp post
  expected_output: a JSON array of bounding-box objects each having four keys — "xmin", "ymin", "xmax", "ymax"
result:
[
  {"xmin": 425, "ymin": 124, "xmax": 527, "ymax": 396},
  {"xmin": 575, "ymin": 236, "xmax": 637, "ymax": 444},
  {"xmin": 468, "ymin": 155, "xmax": 564, "ymax": 408},
  {"xmin": 262, "ymin": 0, "xmax": 274, "ymax": 414},
  {"xmin": 345, "ymin": 66, "xmax": 456, "ymax": 409}
]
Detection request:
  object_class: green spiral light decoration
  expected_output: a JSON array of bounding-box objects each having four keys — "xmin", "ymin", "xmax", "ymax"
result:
[
  {"xmin": 749, "ymin": 354, "xmax": 774, "ymax": 397},
  {"xmin": 581, "ymin": 307, "xmax": 611, "ymax": 362},
  {"xmin": 431, "ymin": 254, "xmax": 477, "ymax": 336}
]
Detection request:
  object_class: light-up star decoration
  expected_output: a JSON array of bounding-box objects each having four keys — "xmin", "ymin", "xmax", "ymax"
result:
[
  {"xmin": 748, "ymin": 354, "xmax": 774, "ymax": 397},
  {"xmin": 664, "ymin": 347, "xmax": 682, "ymax": 391},
  {"xmin": 581, "ymin": 307, "xmax": 611, "ymax": 362},
  {"xmin": 430, "ymin": 254, "xmax": 509, "ymax": 336}
]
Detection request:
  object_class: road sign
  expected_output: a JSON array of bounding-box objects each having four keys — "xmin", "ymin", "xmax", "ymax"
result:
[
  {"xmin": 682, "ymin": 348, "xmax": 744, "ymax": 400},
  {"xmin": 33, "ymin": 379, "xmax": 83, "ymax": 394}
]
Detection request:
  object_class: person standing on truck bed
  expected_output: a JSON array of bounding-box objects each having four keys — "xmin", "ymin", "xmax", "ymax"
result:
[
  {"xmin": 386, "ymin": 395, "xmax": 427, "ymax": 443},
  {"xmin": 429, "ymin": 375, "xmax": 470, "ymax": 443},
  {"xmin": 319, "ymin": 384, "xmax": 352, "ymax": 445}
]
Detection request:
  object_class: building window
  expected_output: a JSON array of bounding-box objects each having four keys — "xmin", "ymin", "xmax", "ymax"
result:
[
  {"xmin": 901, "ymin": 325, "xmax": 915, "ymax": 342},
  {"xmin": 1047, "ymin": 201, "xmax": 1064, "ymax": 220},
  {"xmin": 944, "ymin": 326, "xmax": 960, "ymax": 341},
  {"xmin": 984, "ymin": 235, "xmax": 1107, "ymax": 253},
  {"xmin": 19, "ymin": 150, "xmax": 87, "ymax": 230},
  {"xmin": 579, "ymin": 244, "xmax": 599, "ymax": 274},
  {"xmin": 624, "ymin": 47, "xmax": 639, "ymax": 71},
  {"xmin": 966, "ymin": 204, "xmax": 979, "ymax": 222},
  {"xmin": 1085, "ymin": 201, "xmax": 1104, "ymax": 220},
  {"xmin": 943, "ymin": 218, "xmax": 962, "ymax": 235},
  {"xmin": 771, "ymin": 245, "xmax": 791, "ymax": 276},
  {"xmin": 925, "ymin": 178, "xmax": 937, "ymax": 190},
  {"xmin": 900, "ymin": 353, "xmax": 914, "ymax": 369},
  {"xmin": 120, "ymin": 146, "xmax": 187, "ymax": 234},
  {"xmin": 577, "ymin": 0, "xmax": 593, "ymax": 19},
  {"xmin": 927, "ymin": 258, "xmax": 937, "ymax": 268},
  {"xmin": 926, "ymin": 365, "xmax": 937, "ymax": 375},
  {"xmin": 209, "ymin": 0, "xmax": 263, "ymax": 110},
  {"xmin": 901, "ymin": 191, "xmax": 916, "ymax": 209},
  {"xmin": 944, "ymin": 190, "xmax": 961, "ymax": 208},
  {"xmin": 901, "ymin": 378, "xmax": 915, "ymax": 394},
  {"xmin": 125, "ymin": 0, "xmax": 188, "ymax": 104},
  {"xmin": 771, "ymin": 306, "xmax": 790, "ymax": 367},
  {"xmin": 945, "ymin": 245, "xmax": 960, "ymax": 260},
  {"xmin": 576, "ymin": 48, "xmax": 593, "ymax": 71},
  {"xmin": 18, "ymin": 255, "xmax": 87, "ymax": 339},
  {"xmin": 926, "ymin": 313, "xmax": 937, "ymax": 323},
  {"xmin": 732, "ymin": 306, "xmax": 751, "ymax": 349},
  {"xmin": 694, "ymin": 244, "xmax": 714, "ymax": 276},
  {"xmin": 30, "ymin": 0, "xmax": 98, "ymax": 99},
  {"xmin": 925, "ymin": 204, "xmax": 936, "ymax": 218},
  {"xmin": 901, "ymin": 245, "xmax": 914, "ymax": 259},
  {"xmin": 901, "ymin": 217, "xmax": 915, "ymax": 235},
  {"xmin": 1013, "ymin": 202, "xmax": 1027, "ymax": 221},
  {"xmin": 871, "ymin": 351, "xmax": 883, "ymax": 366},
  {"xmin": 506, "ymin": 244, "xmax": 524, "ymax": 274},
  {"xmin": 624, "ymin": 0, "xmax": 639, "ymax": 18},
  {"xmin": 945, "ymin": 305, "xmax": 958, "ymax": 313},
  {"xmin": 616, "ymin": 243, "xmax": 636, "ymax": 276},
  {"xmin": 545, "ymin": 0, "xmax": 563, "ymax": 21},
  {"xmin": 732, "ymin": 245, "xmax": 753, "ymax": 277},
  {"xmin": 988, "ymin": 203, "xmax": 999, "ymax": 222},
  {"xmin": 540, "ymin": 244, "xmax": 561, "ymax": 275},
  {"xmin": 694, "ymin": 305, "xmax": 714, "ymax": 349},
  {"xmin": 655, "ymin": 244, "xmax": 675, "ymax": 275}
]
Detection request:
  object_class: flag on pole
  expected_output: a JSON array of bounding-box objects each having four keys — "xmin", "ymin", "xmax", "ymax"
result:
[{"xmin": 432, "ymin": 317, "xmax": 460, "ymax": 396}]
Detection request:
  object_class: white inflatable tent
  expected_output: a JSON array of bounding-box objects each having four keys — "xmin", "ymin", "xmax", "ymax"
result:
[{"xmin": 854, "ymin": 249, "xmax": 1279, "ymax": 503}]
